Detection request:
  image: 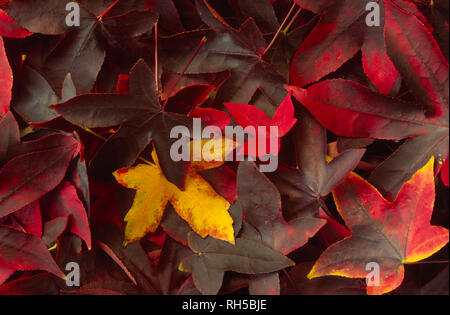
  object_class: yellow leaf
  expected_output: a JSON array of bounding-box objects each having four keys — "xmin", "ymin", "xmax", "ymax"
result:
[{"xmin": 113, "ymin": 147, "xmax": 235, "ymax": 246}]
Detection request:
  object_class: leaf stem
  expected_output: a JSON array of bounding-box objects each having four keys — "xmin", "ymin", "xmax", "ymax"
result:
[
  {"xmin": 262, "ymin": 2, "xmax": 297, "ymax": 57},
  {"xmin": 408, "ymin": 260, "xmax": 449, "ymax": 265},
  {"xmin": 283, "ymin": 7, "xmax": 302, "ymax": 33},
  {"xmin": 162, "ymin": 36, "xmax": 207, "ymax": 110},
  {"xmin": 98, "ymin": 0, "xmax": 121, "ymax": 20},
  {"xmin": 155, "ymin": 21, "xmax": 160, "ymax": 96}
]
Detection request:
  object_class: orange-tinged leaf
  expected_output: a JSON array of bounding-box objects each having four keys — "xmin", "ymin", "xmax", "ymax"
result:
[
  {"xmin": 113, "ymin": 149, "xmax": 234, "ymax": 246},
  {"xmin": 308, "ymin": 157, "xmax": 449, "ymax": 295}
]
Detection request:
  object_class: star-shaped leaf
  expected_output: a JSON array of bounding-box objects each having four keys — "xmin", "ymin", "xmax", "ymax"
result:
[
  {"xmin": 113, "ymin": 148, "xmax": 235, "ymax": 245},
  {"xmin": 308, "ymin": 157, "xmax": 449, "ymax": 295}
]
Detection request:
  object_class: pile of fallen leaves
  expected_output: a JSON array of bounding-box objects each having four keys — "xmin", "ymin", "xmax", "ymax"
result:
[{"xmin": 0, "ymin": 0, "xmax": 448, "ymax": 295}]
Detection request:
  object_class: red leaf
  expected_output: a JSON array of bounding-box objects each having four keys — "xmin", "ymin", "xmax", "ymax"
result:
[
  {"xmin": 0, "ymin": 265, "xmax": 13, "ymax": 285},
  {"xmin": 385, "ymin": 0, "xmax": 449, "ymax": 117},
  {"xmin": 0, "ymin": 226, "xmax": 65, "ymax": 279},
  {"xmin": 0, "ymin": 141, "xmax": 79, "ymax": 218},
  {"xmin": 0, "ymin": 8, "xmax": 30, "ymax": 38},
  {"xmin": 288, "ymin": 80, "xmax": 435, "ymax": 140},
  {"xmin": 41, "ymin": 181, "xmax": 91, "ymax": 249},
  {"xmin": 309, "ymin": 158, "xmax": 449, "ymax": 295},
  {"xmin": 13, "ymin": 201, "xmax": 42, "ymax": 237},
  {"xmin": 237, "ymin": 162, "xmax": 326, "ymax": 255},
  {"xmin": 441, "ymin": 156, "xmax": 449, "ymax": 187},
  {"xmin": 0, "ymin": 37, "xmax": 12, "ymax": 115},
  {"xmin": 318, "ymin": 208, "xmax": 351, "ymax": 246},
  {"xmin": 225, "ymin": 92, "xmax": 297, "ymax": 157}
]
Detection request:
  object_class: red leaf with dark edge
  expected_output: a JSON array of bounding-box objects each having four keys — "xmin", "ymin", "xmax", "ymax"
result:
[
  {"xmin": 385, "ymin": 0, "xmax": 449, "ymax": 117},
  {"xmin": 441, "ymin": 156, "xmax": 449, "ymax": 187},
  {"xmin": 0, "ymin": 8, "xmax": 30, "ymax": 38},
  {"xmin": 288, "ymin": 80, "xmax": 437, "ymax": 140},
  {"xmin": 291, "ymin": 0, "xmax": 400, "ymax": 95},
  {"xmin": 318, "ymin": 208, "xmax": 351, "ymax": 247},
  {"xmin": 291, "ymin": 0, "xmax": 365, "ymax": 87},
  {"xmin": 40, "ymin": 181, "xmax": 91, "ymax": 249},
  {"xmin": 0, "ymin": 265, "xmax": 13, "ymax": 285},
  {"xmin": 0, "ymin": 139, "xmax": 80, "ymax": 218},
  {"xmin": 308, "ymin": 158, "xmax": 449, "ymax": 295},
  {"xmin": 0, "ymin": 226, "xmax": 65, "ymax": 278},
  {"xmin": 0, "ymin": 37, "xmax": 12, "ymax": 115},
  {"xmin": 361, "ymin": 1, "xmax": 399, "ymax": 95},
  {"xmin": 0, "ymin": 273, "xmax": 62, "ymax": 295},
  {"xmin": 237, "ymin": 161, "xmax": 325, "ymax": 255},
  {"xmin": 12, "ymin": 200, "xmax": 42, "ymax": 237}
]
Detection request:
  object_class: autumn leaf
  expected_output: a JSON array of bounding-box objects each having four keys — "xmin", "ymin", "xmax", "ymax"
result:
[
  {"xmin": 0, "ymin": 8, "xmax": 30, "ymax": 38},
  {"xmin": 113, "ymin": 147, "xmax": 235, "ymax": 246},
  {"xmin": 237, "ymin": 161, "xmax": 326, "ymax": 255},
  {"xmin": 224, "ymin": 92, "xmax": 297, "ymax": 157},
  {"xmin": 179, "ymin": 232, "xmax": 295, "ymax": 295},
  {"xmin": 0, "ymin": 37, "xmax": 12, "ymax": 115},
  {"xmin": 441, "ymin": 156, "xmax": 449, "ymax": 187},
  {"xmin": 308, "ymin": 157, "xmax": 449, "ymax": 295}
]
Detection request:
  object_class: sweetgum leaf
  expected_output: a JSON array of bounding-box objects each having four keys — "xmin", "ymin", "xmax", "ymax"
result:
[
  {"xmin": 40, "ymin": 181, "xmax": 91, "ymax": 249},
  {"xmin": 0, "ymin": 113, "xmax": 80, "ymax": 218},
  {"xmin": 289, "ymin": 80, "xmax": 438, "ymax": 140},
  {"xmin": 179, "ymin": 232, "xmax": 295, "ymax": 295},
  {"xmin": 309, "ymin": 157, "xmax": 449, "ymax": 295},
  {"xmin": 0, "ymin": 226, "xmax": 65, "ymax": 278},
  {"xmin": 291, "ymin": 0, "xmax": 399, "ymax": 95},
  {"xmin": 385, "ymin": 0, "xmax": 449, "ymax": 117},
  {"xmin": 289, "ymin": 79, "xmax": 449, "ymax": 200},
  {"xmin": 268, "ymin": 105, "xmax": 365, "ymax": 218},
  {"xmin": 113, "ymin": 148, "xmax": 234, "ymax": 245},
  {"xmin": 55, "ymin": 59, "xmax": 192, "ymax": 187},
  {"xmin": 237, "ymin": 161, "xmax": 325, "ymax": 255}
]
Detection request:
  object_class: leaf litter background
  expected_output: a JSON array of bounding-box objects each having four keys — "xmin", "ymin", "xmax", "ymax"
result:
[{"xmin": 0, "ymin": 0, "xmax": 449, "ymax": 295}]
